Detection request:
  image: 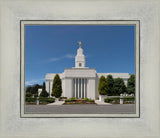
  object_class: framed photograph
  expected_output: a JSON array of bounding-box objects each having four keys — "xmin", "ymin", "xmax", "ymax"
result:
[
  {"xmin": 0, "ymin": 0, "xmax": 160, "ymax": 138},
  {"xmin": 21, "ymin": 20, "xmax": 140, "ymax": 118}
]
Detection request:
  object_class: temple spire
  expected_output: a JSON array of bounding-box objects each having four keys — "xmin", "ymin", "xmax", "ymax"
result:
[{"xmin": 78, "ymin": 41, "xmax": 81, "ymax": 48}]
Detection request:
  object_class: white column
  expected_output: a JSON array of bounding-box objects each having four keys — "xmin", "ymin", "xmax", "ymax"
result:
[
  {"xmin": 78, "ymin": 78, "xmax": 79, "ymax": 98},
  {"xmin": 49, "ymin": 81, "xmax": 52, "ymax": 97},
  {"xmin": 80, "ymin": 78, "xmax": 82, "ymax": 98},
  {"xmin": 84, "ymin": 78, "xmax": 86, "ymax": 98},
  {"xmin": 75, "ymin": 78, "xmax": 76, "ymax": 98}
]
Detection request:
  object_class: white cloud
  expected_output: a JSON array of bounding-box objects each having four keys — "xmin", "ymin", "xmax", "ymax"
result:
[
  {"xmin": 50, "ymin": 57, "xmax": 60, "ymax": 62},
  {"xmin": 48, "ymin": 54, "xmax": 75, "ymax": 63},
  {"xmin": 64, "ymin": 54, "xmax": 75, "ymax": 59}
]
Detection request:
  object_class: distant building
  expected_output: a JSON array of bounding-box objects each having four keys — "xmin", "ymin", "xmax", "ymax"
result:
[{"xmin": 45, "ymin": 42, "xmax": 130, "ymax": 99}]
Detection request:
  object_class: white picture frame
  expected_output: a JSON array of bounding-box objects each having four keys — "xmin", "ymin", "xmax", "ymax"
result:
[{"xmin": 0, "ymin": 0, "xmax": 160, "ymax": 137}]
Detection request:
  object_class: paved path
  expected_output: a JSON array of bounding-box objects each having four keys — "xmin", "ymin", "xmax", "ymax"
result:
[
  {"xmin": 95, "ymin": 100, "xmax": 112, "ymax": 105},
  {"xmin": 47, "ymin": 101, "xmax": 64, "ymax": 105},
  {"xmin": 25, "ymin": 104, "xmax": 135, "ymax": 114}
]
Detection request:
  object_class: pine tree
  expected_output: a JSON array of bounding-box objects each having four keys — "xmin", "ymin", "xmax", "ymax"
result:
[
  {"xmin": 98, "ymin": 76, "xmax": 108, "ymax": 95},
  {"xmin": 127, "ymin": 74, "xmax": 135, "ymax": 94},
  {"xmin": 106, "ymin": 75, "xmax": 114, "ymax": 96},
  {"xmin": 40, "ymin": 82, "xmax": 49, "ymax": 97},
  {"xmin": 52, "ymin": 74, "xmax": 62, "ymax": 98}
]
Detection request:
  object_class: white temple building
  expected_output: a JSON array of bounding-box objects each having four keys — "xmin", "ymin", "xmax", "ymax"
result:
[{"xmin": 45, "ymin": 42, "xmax": 130, "ymax": 100}]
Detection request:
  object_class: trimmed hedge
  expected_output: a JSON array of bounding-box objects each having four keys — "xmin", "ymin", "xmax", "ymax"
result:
[
  {"xmin": 25, "ymin": 97, "xmax": 55, "ymax": 103},
  {"xmin": 88, "ymin": 99, "xmax": 95, "ymax": 102},
  {"xmin": 123, "ymin": 97, "xmax": 135, "ymax": 101},
  {"xmin": 104, "ymin": 97, "xmax": 135, "ymax": 104},
  {"xmin": 65, "ymin": 99, "xmax": 72, "ymax": 102},
  {"xmin": 59, "ymin": 97, "xmax": 67, "ymax": 99},
  {"xmin": 104, "ymin": 98, "xmax": 119, "ymax": 103},
  {"xmin": 39, "ymin": 98, "xmax": 55, "ymax": 103},
  {"xmin": 25, "ymin": 97, "xmax": 36, "ymax": 102}
]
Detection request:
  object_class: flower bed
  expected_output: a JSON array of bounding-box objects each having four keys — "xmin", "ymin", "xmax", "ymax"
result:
[{"xmin": 64, "ymin": 97, "xmax": 95, "ymax": 104}]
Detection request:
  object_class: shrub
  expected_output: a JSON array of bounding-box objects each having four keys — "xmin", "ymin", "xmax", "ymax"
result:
[
  {"xmin": 84, "ymin": 98, "xmax": 89, "ymax": 101},
  {"xmin": 70, "ymin": 97, "xmax": 77, "ymax": 101},
  {"xmin": 39, "ymin": 98, "xmax": 55, "ymax": 103},
  {"xmin": 89, "ymin": 99, "xmax": 95, "ymax": 102},
  {"xmin": 60, "ymin": 97, "xmax": 67, "ymax": 99},
  {"xmin": 26, "ymin": 92, "xmax": 32, "ymax": 97},
  {"xmin": 104, "ymin": 98, "xmax": 120, "ymax": 103},
  {"xmin": 123, "ymin": 97, "xmax": 135, "ymax": 101},
  {"xmin": 71, "ymin": 97, "xmax": 77, "ymax": 100},
  {"xmin": 65, "ymin": 99, "xmax": 72, "ymax": 102},
  {"xmin": 25, "ymin": 97, "xmax": 36, "ymax": 102}
]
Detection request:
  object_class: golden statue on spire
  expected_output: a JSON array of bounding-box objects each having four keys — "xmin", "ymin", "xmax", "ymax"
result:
[{"xmin": 78, "ymin": 41, "xmax": 81, "ymax": 48}]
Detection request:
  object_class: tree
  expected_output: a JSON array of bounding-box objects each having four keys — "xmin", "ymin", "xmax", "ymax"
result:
[
  {"xmin": 98, "ymin": 76, "xmax": 108, "ymax": 95},
  {"xmin": 127, "ymin": 74, "xmax": 135, "ymax": 94},
  {"xmin": 26, "ymin": 86, "xmax": 32, "ymax": 93},
  {"xmin": 31, "ymin": 84, "xmax": 42, "ymax": 95},
  {"xmin": 113, "ymin": 78, "xmax": 127, "ymax": 96},
  {"xmin": 106, "ymin": 75, "xmax": 114, "ymax": 96},
  {"xmin": 40, "ymin": 82, "xmax": 49, "ymax": 97},
  {"xmin": 25, "ymin": 92, "xmax": 32, "ymax": 97},
  {"xmin": 26, "ymin": 84, "xmax": 42, "ymax": 97},
  {"xmin": 52, "ymin": 74, "xmax": 62, "ymax": 98}
]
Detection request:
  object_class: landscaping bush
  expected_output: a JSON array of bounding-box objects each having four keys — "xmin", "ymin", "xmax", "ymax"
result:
[
  {"xmin": 39, "ymin": 98, "xmax": 55, "ymax": 103},
  {"xmin": 71, "ymin": 97, "xmax": 77, "ymax": 100},
  {"xmin": 89, "ymin": 99, "xmax": 95, "ymax": 102},
  {"xmin": 26, "ymin": 92, "xmax": 32, "ymax": 97},
  {"xmin": 60, "ymin": 97, "xmax": 67, "ymax": 99},
  {"xmin": 25, "ymin": 97, "xmax": 36, "ymax": 102},
  {"xmin": 70, "ymin": 97, "xmax": 77, "ymax": 101},
  {"xmin": 65, "ymin": 99, "xmax": 72, "ymax": 102},
  {"xmin": 123, "ymin": 97, "xmax": 135, "ymax": 102},
  {"xmin": 104, "ymin": 98, "xmax": 120, "ymax": 103},
  {"xmin": 83, "ymin": 98, "xmax": 89, "ymax": 101},
  {"xmin": 104, "ymin": 97, "xmax": 135, "ymax": 104}
]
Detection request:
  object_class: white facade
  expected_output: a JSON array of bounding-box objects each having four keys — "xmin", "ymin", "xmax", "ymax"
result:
[{"xmin": 45, "ymin": 43, "xmax": 130, "ymax": 99}]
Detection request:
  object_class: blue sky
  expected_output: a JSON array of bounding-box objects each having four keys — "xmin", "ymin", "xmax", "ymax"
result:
[{"xmin": 25, "ymin": 25, "xmax": 135, "ymax": 86}]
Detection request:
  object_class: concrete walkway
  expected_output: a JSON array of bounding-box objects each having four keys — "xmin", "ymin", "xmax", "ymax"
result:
[
  {"xmin": 95, "ymin": 100, "xmax": 112, "ymax": 105},
  {"xmin": 47, "ymin": 101, "xmax": 64, "ymax": 105}
]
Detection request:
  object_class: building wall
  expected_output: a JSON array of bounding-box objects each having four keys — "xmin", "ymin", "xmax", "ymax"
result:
[
  {"xmin": 87, "ymin": 78, "xmax": 96, "ymax": 99},
  {"xmin": 46, "ymin": 80, "xmax": 49, "ymax": 94},
  {"xmin": 45, "ymin": 72, "xmax": 130, "ymax": 99},
  {"xmin": 64, "ymin": 78, "xmax": 73, "ymax": 98},
  {"xmin": 49, "ymin": 81, "xmax": 53, "ymax": 97},
  {"xmin": 95, "ymin": 76, "xmax": 99, "ymax": 99},
  {"xmin": 62, "ymin": 78, "xmax": 65, "ymax": 97}
]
